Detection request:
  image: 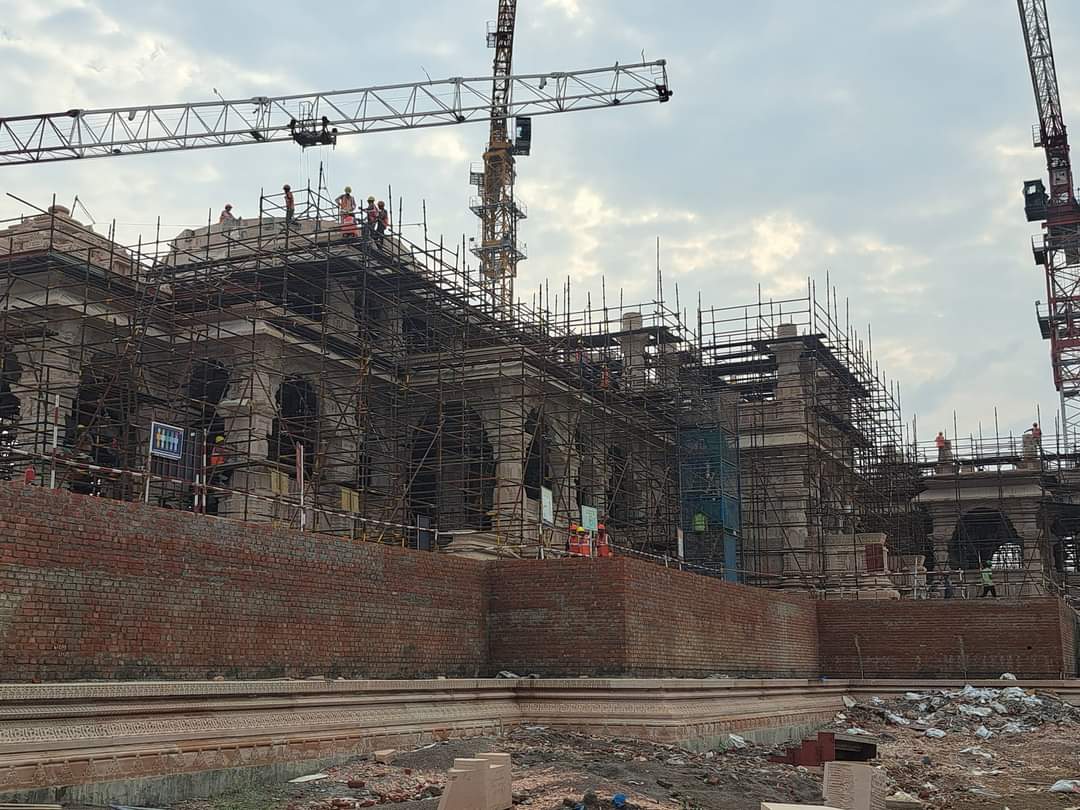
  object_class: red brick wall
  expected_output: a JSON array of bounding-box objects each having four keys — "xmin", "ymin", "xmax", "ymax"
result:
[
  {"xmin": 2, "ymin": 482, "xmax": 1076, "ymax": 682},
  {"xmin": 817, "ymin": 599, "xmax": 1074, "ymax": 679},
  {"xmin": 0, "ymin": 482, "xmax": 488, "ymax": 681},
  {"xmin": 1063, "ymin": 603, "xmax": 1079, "ymax": 677},
  {"xmin": 487, "ymin": 559, "xmax": 629, "ymax": 676},
  {"xmin": 621, "ymin": 560, "xmax": 819, "ymax": 677},
  {"xmin": 488, "ymin": 558, "xmax": 819, "ymax": 677}
]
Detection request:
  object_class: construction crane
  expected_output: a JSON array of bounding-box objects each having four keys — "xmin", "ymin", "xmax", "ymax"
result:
[
  {"xmin": 471, "ymin": 0, "xmax": 524, "ymax": 310},
  {"xmin": 0, "ymin": 62, "xmax": 671, "ymax": 166},
  {"xmin": 1019, "ymin": 0, "xmax": 1080, "ymax": 447}
]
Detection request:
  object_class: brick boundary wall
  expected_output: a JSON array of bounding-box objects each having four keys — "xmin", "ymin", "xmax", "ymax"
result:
[
  {"xmin": 0, "ymin": 482, "xmax": 1076, "ymax": 681},
  {"xmin": 817, "ymin": 599, "xmax": 1079, "ymax": 679},
  {"xmin": 0, "ymin": 483, "xmax": 487, "ymax": 681},
  {"xmin": 488, "ymin": 558, "xmax": 819, "ymax": 677}
]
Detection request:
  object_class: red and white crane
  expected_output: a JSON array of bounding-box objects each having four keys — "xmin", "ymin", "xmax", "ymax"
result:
[{"xmin": 1019, "ymin": 0, "xmax": 1080, "ymax": 445}]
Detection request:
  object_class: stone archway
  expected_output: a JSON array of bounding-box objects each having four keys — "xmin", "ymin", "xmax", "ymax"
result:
[{"xmin": 950, "ymin": 507, "xmax": 1023, "ymax": 570}]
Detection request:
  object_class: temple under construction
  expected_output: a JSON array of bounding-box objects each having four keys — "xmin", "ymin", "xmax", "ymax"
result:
[{"xmin": 1, "ymin": 193, "xmax": 1077, "ymax": 602}]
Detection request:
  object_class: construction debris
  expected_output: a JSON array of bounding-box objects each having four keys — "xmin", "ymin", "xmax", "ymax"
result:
[{"xmin": 841, "ymin": 684, "xmax": 1080, "ymax": 738}]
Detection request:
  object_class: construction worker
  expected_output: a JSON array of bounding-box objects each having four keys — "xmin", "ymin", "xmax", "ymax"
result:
[
  {"xmin": 219, "ymin": 203, "xmax": 238, "ymax": 228},
  {"xmin": 980, "ymin": 561, "xmax": 998, "ymax": 598},
  {"xmin": 576, "ymin": 525, "xmax": 590, "ymax": 557},
  {"xmin": 376, "ymin": 200, "xmax": 390, "ymax": 241},
  {"xmin": 364, "ymin": 195, "xmax": 378, "ymax": 239},
  {"xmin": 283, "ymin": 184, "xmax": 295, "ymax": 226},
  {"xmin": 935, "ymin": 431, "xmax": 947, "ymax": 461},
  {"xmin": 336, "ymin": 187, "xmax": 356, "ymax": 221},
  {"xmin": 342, "ymin": 212, "xmax": 359, "ymax": 239},
  {"xmin": 1030, "ymin": 422, "xmax": 1043, "ymax": 443},
  {"xmin": 596, "ymin": 523, "xmax": 611, "ymax": 557},
  {"xmin": 208, "ymin": 434, "xmax": 226, "ymax": 467},
  {"xmin": 567, "ymin": 523, "xmax": 588, "ymax": 556}
]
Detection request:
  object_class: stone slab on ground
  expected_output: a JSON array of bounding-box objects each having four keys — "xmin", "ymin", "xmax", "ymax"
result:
[{"xmin": 822, "ymin": 762, "xmax": 886, "ymax": 810}]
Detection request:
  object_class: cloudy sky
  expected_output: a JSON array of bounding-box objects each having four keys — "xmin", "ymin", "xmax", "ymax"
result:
[{"xmin": 1, "ymin": 0, "xmax": 1077, "ymax": 442}]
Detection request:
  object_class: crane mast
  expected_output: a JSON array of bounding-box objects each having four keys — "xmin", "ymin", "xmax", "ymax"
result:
[
  {"xmin": 1019, "ymin": 0, "xmax": 1080, "ymax": 446},
  {"xmin": 473, "ymin": 0, "xmax": 523, "ymax": 311}
]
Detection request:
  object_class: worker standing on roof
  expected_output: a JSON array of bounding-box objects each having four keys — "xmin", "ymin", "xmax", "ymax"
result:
[
  {"xmin": 363, "ymin": 196, "xmax": 378, "ymax": 240},
  {"xmin": 376, "ymin": 200, "xmax": 390, "ymax": 242},
  {"xmin": 1030, "ymin": 421, "xmax": 1042, "ymax": 443},
  {"xmin": 336, "ymin": 187, "xmax": 356, "ymax": 221},
  {"xmin": 283, "ymin": 184, "xmax": 295, "ymax": 227},
  {"xmin": 219, "ymin": 204, "xmax": 238, "ymax": 230},
  {"xmin": 935, "ymin": 431, "xmax": 948, "ymax": 461}
]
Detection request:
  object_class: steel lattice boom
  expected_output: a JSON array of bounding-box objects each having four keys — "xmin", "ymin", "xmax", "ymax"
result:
[
  {"xmin": 0, "ymin": 61, "xmax": 671, "ymax": 166},
  {"xmin": 1019, "ymin": 0, "xmax": 1080, "ymax": 447}
]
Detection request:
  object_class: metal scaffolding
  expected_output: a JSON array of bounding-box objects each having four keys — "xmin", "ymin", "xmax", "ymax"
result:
[
  {"xmin": 697, "ymin": 280, "xmax": 914, "ymax": 595},
  {"xmin": 0, "ymin": 193, "xmax": 736, "ymax": 570}
]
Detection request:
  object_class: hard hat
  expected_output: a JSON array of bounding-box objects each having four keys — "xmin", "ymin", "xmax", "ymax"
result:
[
  {"xmin": 283, "ymin": 183, "xmax": 291, "ymax": 190},
  {"xmin": 377, "ymin": 200, "xmax": 385, "ymax": 206},
  {"xmin": 345, "ymin": 186, "xmax": 352, "ymax": 193},
  {"xmin": 214, "ymin": 435, "xmax": 224, "ymax": 443},
  {"xmin": 368, "ymin": 195, "xmax": 376, "ymax": 202}
]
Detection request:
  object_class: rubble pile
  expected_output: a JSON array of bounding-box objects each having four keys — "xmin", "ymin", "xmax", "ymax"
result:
[
  {"xmin": 835, "ymin": 684, "xmax": 1080, "ymax": 807},
  {"xmin": 839, "ymin": 683, "xmax": 1080, "ymax": 740}
]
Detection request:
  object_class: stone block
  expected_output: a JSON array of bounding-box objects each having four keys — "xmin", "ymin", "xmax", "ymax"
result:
[
  {"xmin": 476, "ymin": 752, "xmax": 512, "ymax": 810},
  {"xmin": 823, "ymin": 762, "xmax": 887, "ymax": 810},
  {"xmin": 437, "ymin": 765, "xmax": 488, "ymax": 810},
  {"xmin": 373, "ymin": 749, "xmax": 396, "ymax": 764}
]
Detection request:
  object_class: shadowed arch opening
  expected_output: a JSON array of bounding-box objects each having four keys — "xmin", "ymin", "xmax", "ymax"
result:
[
  {"xmin": 409, "ymin": 402, "xmax": 494, "ymax": 532},
  {"xmin": 950, "ymin": 508, "xmax": 1023, "ymax": 570},
  {"xmin": 523, "ymin": 407, "xmax": 552, "ymax": 501},
  {"xmin": 270, "ymin": 376, "xmax": 318, "ymax": 474}
]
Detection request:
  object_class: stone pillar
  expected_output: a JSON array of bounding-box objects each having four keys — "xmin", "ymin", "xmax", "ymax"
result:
[
  {"xmin": 616, "ymin": 312, "xmax": 650, "ymax": 388},
  {"xmin": 216, "ymin": 362, "xmax": 278, "ymax": 522},
  {"xmin": 485, "ymin": 403, "xmax": 528, "ymax": 545}
]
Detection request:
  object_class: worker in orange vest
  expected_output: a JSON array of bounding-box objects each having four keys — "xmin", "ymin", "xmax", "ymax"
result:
[
  {"xmin": 208, "ymin": 434, "xmax": 226, "ymax": 467},
  {"xmin": 577, "ymin": 525, "xmax": 591, "ymax": 557},
  {"xmin": 567, "ymin": 524, "xmax": 589, "ymax": 556},
  {"xmin": 596, "ymin": 523, "xmax": 611, "ymax": 557}
]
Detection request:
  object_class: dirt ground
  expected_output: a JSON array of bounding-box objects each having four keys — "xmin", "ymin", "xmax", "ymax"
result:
[{"xmin": 171, "ymin": 686, "xmax": 1080, "ymax": 810}]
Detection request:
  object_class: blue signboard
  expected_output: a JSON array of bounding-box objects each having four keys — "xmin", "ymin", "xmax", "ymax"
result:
[{"xmin": 150, "ymin": 421, "xmax": 185, "ymax": 460}]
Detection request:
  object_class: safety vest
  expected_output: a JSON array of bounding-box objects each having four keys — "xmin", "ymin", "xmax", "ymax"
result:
[
  {"xmin": 568, "ymin": 528, "xmax": 589, "ymax": 556},
  {"xmin": 338, "ymin": 194, "xmax": 356, "ymax": 213},
  {"xmin": 596, "ymin": 524, "xmax": 611, "ymax": 557},
  {"xmin": 209, "ymin": 447, "xmax": 226, "ymax": 466},
  {"xmin": 692, "ymin": 511, "xmax": 708, "ymax": 533}
]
